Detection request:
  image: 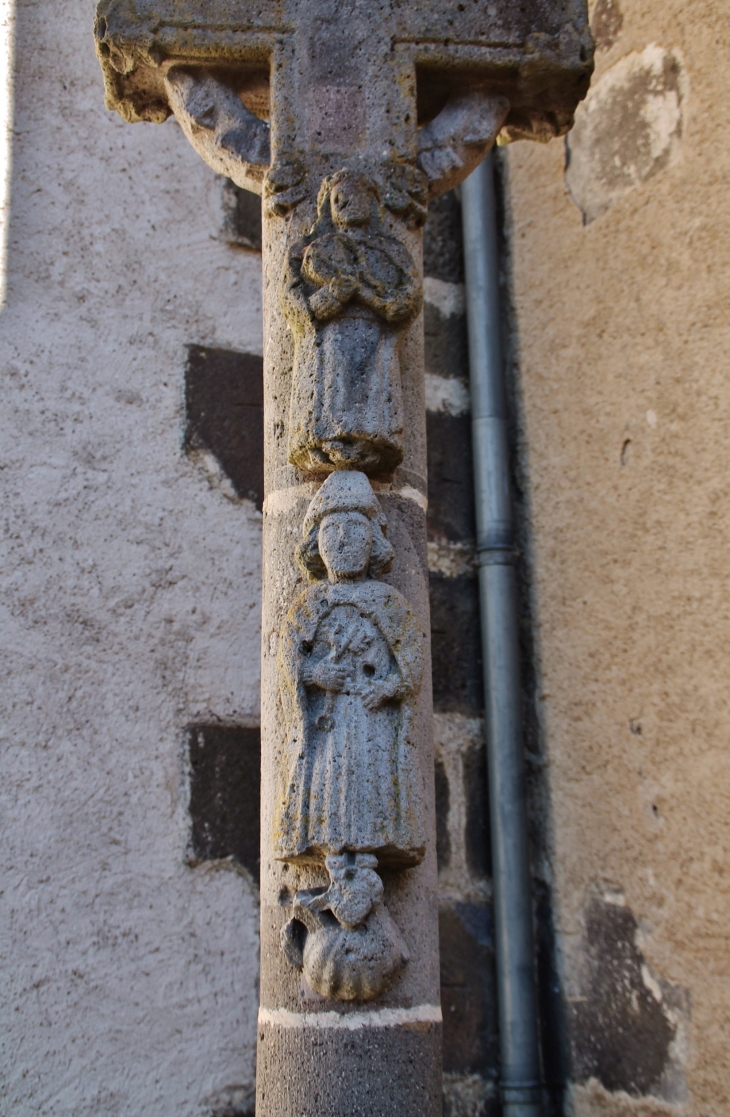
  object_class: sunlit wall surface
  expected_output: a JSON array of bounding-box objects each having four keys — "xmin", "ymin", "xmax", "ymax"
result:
[{"xmin": 0, "ymin": 0, "xmax": 14, "ymax": 306}]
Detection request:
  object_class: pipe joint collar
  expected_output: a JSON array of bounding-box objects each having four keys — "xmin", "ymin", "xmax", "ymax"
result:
[
  {"xmin": 500, "ymin": 1080, "xmax": 543, "ymax": 1105},
  {"xmin": 476, "ymin": 544, "xmax": 517, "ymax": 566}
]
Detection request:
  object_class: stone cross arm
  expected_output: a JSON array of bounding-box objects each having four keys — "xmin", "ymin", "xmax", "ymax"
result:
[{"xmin": 95, "ymin": 0, "xmax": 593, "ymax": 197}]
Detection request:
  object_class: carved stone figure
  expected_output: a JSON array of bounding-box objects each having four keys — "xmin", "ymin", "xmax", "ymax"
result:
[
  {"xmin": 281, "ymin": 856, "xmax": 410, "ymax": 1001},
  {"xmin": 276, "ymin": 470, "xmax": 425, "ymax": 868},
  {"xmin": 276, "ymin": 472, "xmax": 425, "ymax": 999},
  {"xmin": 281, "ymin": 171, "xmax": 422, "ymax": 474}
]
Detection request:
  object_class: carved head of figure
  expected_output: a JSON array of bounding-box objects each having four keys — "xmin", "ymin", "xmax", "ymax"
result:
[
  {"xmin": 318, "ymin": 170, "xmax": 379, "ymax": 230},
  {"xmin": 297, "ymin": 471, "xmax": 393, "ymax": 583}
]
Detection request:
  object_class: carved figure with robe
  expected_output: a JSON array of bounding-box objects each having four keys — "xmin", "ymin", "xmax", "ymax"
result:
[
  {"xmin": 276, "ymin": 471, "xmax": 426, "ymax": 870},
  {"xmin": 281, "ymin": 171, "xmax": 422, "ymax": 474}
]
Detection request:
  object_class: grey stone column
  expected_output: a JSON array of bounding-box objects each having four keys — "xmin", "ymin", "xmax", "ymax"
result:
[
  {"xmin": 92, "ymin": 4, "xmax": 593, "ymax": 1115},
  {"xmin": 257, "ymin": 295, "xmax": 442, "ymax": 1116},
  {"xmin": 257, "ymin": 33, "xmax": 442, "ymax": 1110}
]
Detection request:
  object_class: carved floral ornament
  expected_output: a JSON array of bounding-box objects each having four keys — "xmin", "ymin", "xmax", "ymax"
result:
[{"xmin": 276, "ymin": 472, "xmax": 425, "ymax": 999}]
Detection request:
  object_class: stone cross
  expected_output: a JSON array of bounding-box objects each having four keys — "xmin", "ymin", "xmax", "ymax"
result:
[{"xmin": 94, "ymin": 3, "xmax": 591, "ymax": 1115}]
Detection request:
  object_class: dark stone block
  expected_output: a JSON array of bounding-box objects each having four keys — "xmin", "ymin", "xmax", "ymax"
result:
[
  {"xmin": 423, "ymin": 190, "xmax": 464, "ymax": 284},
  {"xmin": 442, "ymin": 1081, "xmax": 499, "ymax": 1117},
  {"xmin": 187, "ymin": 724, "xmax": 261, "ymax": 883},
  {"xmin": 535, "ymin": 880, "xmax": 571, "ymax": 1115},
  {"xmin": 463, "ymin": 739, "xmax": 490, "ymax": 879},
  {"xmin": 429, "ymin": 573, "xmax": 483, "ymax": 714},
  {"xmin": 434, "ymin": 756, "xmax": 451, "ymax": 871},
  {"xmin": 185, "ymin": 345, "xmax": 264, "ymax": 509},
  {"xmin": 424, "ymin": 303, "xmax": 469, "ymax": 381},
  {"xmin": 221, "ymin": 178, "xmax": 263, "ymax": 250},
  {"xmin": 439, "ymin": 902, "xmax": 498, "ymax": 1076},
  {"xmin": 426, "ymin": 412, "xmax": 475, "ymax": 545},
  {"xmin": 571, "ymin": 898, "xmax": 676, "ymax": 1095}
]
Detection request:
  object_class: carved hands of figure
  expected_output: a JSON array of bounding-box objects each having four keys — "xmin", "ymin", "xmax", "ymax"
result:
[
  {"xmin": 284, "ymin": 171, "xmax": 422, "ymax": 327},
  {"xmin": 164, "ymin": 68, "xmax": 270, "ymax": 194},
  {"xmin": 264, "ymin": 158, "xmax": 309, "ymax": 217},
  {"xmin": 417, "ymin": 92, "xmax": 510, "ymax": 197},
  {"xmin": 277, "ymin": 473, "xmax": 425, "ymax": 1000}
]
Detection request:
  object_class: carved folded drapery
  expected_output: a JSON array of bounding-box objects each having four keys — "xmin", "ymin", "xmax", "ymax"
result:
[{"xmin": 282, "ymin": 172, "xmax": 422, "ymax": 474}]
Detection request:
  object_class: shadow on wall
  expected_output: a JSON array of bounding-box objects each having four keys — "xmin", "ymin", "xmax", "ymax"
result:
[{"xmin": 493, "ymin": 150, "xmax": 572, "ymax": 1117}]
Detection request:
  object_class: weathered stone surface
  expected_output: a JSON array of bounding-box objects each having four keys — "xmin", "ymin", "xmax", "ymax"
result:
[
  {"xmin": 277, "ymin": 473, "xmax": 426, "ymax": 872},
  {"xmin": 439, "ymin": 902, "xmax": 498, "ymax": 1076},
  {"xmin": 256, "ymin": 1019, "xmax": 443, "ymax": 1117},
  {"xmin": 94, "ymin": 0, "xmax": 593, "ymax": 148},
  {"xmin": 430, "ymin": 574, "xmax": 483, "ymax": 715},
  {"xmin": 590, "ymin": 0, "xmax": 623, "ymax": 53},
  {"xmin": 566, "ymin": 44, "xmax": 685, "ymax": 223},
  {"xmin": 281, "ymin": 172, "xmax": 422, "ymax": 473},
  {"xmin": 443, "ymin": 1072, "xmax": 498, "ymax": 1117},
  {"xmin": 1, "ymin": 4, "xmax": 265, "ymax": 1109},
  {"xmin": 427, "ymin": 413, "xmax": 476, "ymax": 544},
  {"xmin": 434, "ymin": 755, "xmax": 451, "ymax": 871},
  {"xmin": 463, "ymin": 739, "xmax": 491, "ymax": 880},
  {"xmin": 423, "ymin": 191, "xmax": 465, "ymax": 285},
  {"xmin": 424, "ymin": 299, "xmax": 469, "ymax": 387},
  {"xmin": 275, "ymin": 472, "xmax": 427, "ymax": 1000},
  {"xmin": 220, "ymin": 177, "xmax": 263, "ymax": 249}
]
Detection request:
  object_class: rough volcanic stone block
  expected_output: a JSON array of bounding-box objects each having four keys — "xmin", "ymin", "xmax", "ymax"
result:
[
  {"xmin": 570, "ymin": 897, "xmax": 682, "ymax": 1096},
  {"xmin": 463, "ymin": 739, "xmax": 491, "ymax": 879},
  {"xmin": 188, "ymin": 724, "xmax": 261, "ymax": 883},
  {"xmin": 424, "ymin": 304, "xmax": 469, "ymax": 384},
  {"xmin": 434, "ymin": 755, "xmax": 451, "ymax": 872},
  {"xmin": 426, "ymin": 412, "xmax": 476, "ymax": 545},
  {"xmin": 423, "ymin": 192, "xmax": 464, "ymax": 284},
  {"xmin": 220, "ymin": 178, "xmax": 263, "ymax": 250},
  {"xmin": 429, "ymin": 574, "xmax": 483, "ymax": 714},
  {"xmin": 439, "ymin": 902, "xmax": 498, "ymax": 1076},
  {"xmin": 185, "ymin": 345, "xmax": 264, "ymax": 508}
]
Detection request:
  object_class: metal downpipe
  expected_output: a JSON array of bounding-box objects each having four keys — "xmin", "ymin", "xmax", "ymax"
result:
[{"xmin": 461, "ymin": 155, "xmax": 543, "ymax": 1117}]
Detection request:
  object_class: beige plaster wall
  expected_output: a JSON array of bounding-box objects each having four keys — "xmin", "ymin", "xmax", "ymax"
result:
[{"xmin": 503, "ymin": 1, "xmax": 730, "ymax": 1113}]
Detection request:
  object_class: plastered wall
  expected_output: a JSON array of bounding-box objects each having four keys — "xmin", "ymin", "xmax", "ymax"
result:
[
  {"xmin": 0, "ymin": 1, "xmax": 264, "ymax": 1113},
  {"xmin": 503, "ymin": 0, "xmax": 730, "ymax": 1112}
]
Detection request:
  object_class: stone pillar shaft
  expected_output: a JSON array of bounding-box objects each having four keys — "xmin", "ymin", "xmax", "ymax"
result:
[{"xmin": 257, "ymin": 195, "xmax": 441, "ymax": 1117}]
